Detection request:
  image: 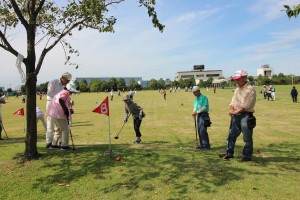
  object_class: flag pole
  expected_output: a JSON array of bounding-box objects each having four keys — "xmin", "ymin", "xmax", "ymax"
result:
[{"xmin": 108, "ymin": 115, "xmax": 113, "ymax": 153}]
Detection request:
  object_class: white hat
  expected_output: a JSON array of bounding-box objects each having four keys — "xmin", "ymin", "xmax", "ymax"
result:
[
  {"xmin": 66, "ymin": 81, "xmax": 79, "ymax": 93},
  {"xmin": 231, "ymin": 69, "xmax": 248, "ymax": 80},
  {"xmin": 191, "ymin": 86, "xmax": 200, "ymax": 92},
  {"xmin": 62, "ymin": 72, "xmax": 72, "ymax": 81}
]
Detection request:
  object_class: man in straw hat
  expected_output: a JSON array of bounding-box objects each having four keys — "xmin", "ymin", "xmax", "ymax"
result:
[{"xmin": 123, "ymin": 95, "xmax": 145, "ymax": 144}]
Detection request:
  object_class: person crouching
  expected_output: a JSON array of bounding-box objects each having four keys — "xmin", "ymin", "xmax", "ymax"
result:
[{"xmin": 46, "ymin": 81, "xmax": 78, "ymax": 150}]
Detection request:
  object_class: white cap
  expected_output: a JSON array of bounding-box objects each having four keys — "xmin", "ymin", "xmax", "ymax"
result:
[
  {"xmin": 66, "ymin": 81, "xmax": 79, "ymax": 93},
  {"xmin": 62, "ymin": 72, "xmax": 72, "ymax": 81},
  {"xmin": 191, "ymin": 86, "xmax": 200, "ymax": 92}
]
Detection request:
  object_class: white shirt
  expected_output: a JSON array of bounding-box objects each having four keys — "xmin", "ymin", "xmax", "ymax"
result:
[{"xmin": 47, "ymin": 79, "xmax": 65, "ymax": 101}]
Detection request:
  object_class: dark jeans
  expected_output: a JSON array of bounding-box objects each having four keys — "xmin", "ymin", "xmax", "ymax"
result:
[
  {"xmin": 133, "ymin": 118, "xmax": 142, "ymax": 137},
  {"xmin": 197, "ymin": 113, "xmax": 210, "ymax": 149},
  {"xmin": 226, "ymin": 113, "xmax": 253, "ymax": 159},
  {"xmin": 292, "ymin": 95, "xmax": 297, "ymax": 103}
]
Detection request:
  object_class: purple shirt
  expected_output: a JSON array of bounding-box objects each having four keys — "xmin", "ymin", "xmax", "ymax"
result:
[{"xmin": 46, "ymin": 89, "xmax": 71, "ymax": 119}]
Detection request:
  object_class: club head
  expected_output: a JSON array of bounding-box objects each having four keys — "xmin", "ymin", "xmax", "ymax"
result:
[{"xmin": 114, "ymin": 136, "xmax": 119, "ymax": 139}]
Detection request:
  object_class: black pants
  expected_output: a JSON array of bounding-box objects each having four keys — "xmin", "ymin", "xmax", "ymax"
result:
[
  {"xmin": 133, "ymin": 118, "xmax": 142, "ymax": 137},
  {"xmin": 292, "ymin": 95, "xmax": 297, "ymax": 103}
]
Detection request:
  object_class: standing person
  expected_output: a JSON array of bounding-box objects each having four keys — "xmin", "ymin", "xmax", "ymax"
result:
[
  {"xmin": 160, "ymin": 88, "xmax": 167, "ymax": 100},
  {"xmin": 262, "ymin": 85, "xmax": 267, "ymax": 99},
  {"xmin": 219, "ymin": 70, "xmax": 256, "ymax": 162},
  {"xmin": 291, "ymin": 86, "xmax": 298, "ymax": 103},
  {"xmin": 123, "ymin": 95, "xmax": 145, "ymax": 144},
  {"xmin": 46, "ymin": 72, "xmax": 72, "ymax": 148},
  {"xmin": 267, "ymin": 86, "xmax": 273, "ymax": 101},
  {"xmin": 21, "ymin": 94, "xmax": 26, "ymax": 103},
  {"xmin": 36, "ymin": 107, "xmax": 47, "ymax": 132},
  {"xmin": 129, "ymin": 89, "xmax": 134, "ymax": 100},
  {"xmin": 213, "ymin": 85, "xmax": 216, "ymax": 93},
  {"xmin": 46, "ymin": 81, "xmax": 78, "ymax": 150},
  {"xmin": 191, "ymin": 86, "xmax": 211, "ymax": 150},
  {"xmin": 271, "ymin": 85, "xmax": 276, "ymax": 100},
  {"xmin": 0, "ymin": 95, "xmax": 6, "ymax": 140},
  {"xmin": 110, "ymin": 89, "xmax": 114, "ymax": 101}
]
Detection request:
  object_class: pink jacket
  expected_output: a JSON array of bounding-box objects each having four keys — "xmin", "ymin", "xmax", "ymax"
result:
[{"xmin": 46, "ymin": 89, "xmax": 71, "ymax": 120}]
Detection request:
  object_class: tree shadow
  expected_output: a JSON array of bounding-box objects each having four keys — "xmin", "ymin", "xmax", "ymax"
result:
[{"xmin": 23, "ymin": 140, "xmax": 299, "ymax": 198}]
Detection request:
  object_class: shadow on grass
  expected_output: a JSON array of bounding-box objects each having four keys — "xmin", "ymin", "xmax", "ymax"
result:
[
  {"xmin": 0, "ymin": 134, "xmax": 45, "ymax": 145},
  {"xmin": 25, "ymin": 140, "xmax": 300, "ymax": 198}
]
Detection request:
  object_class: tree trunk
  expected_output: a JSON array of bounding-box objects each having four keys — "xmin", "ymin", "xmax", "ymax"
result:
[{"xmin": 23, "ymin": 23, "xmax": 39, "ymax": 160}]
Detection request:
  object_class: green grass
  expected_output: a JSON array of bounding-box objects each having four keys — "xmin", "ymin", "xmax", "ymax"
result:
[{"xmin": 0, "ymin": 85, "xmax": 299, "ymax": 200}]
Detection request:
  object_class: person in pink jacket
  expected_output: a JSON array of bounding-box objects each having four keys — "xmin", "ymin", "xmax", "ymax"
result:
[{"xmin": 46, "ymin": 81, "xmax": 78, "ymax": 150}]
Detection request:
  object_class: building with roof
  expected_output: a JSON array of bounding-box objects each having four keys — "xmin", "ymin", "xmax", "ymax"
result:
[
  {"xmin": 175, "ymin": 65, "xmax": 223, "ymax": 84},
  {"xmin": 257, "ymin": 64, "xmax": 274, "ymax": 77}
]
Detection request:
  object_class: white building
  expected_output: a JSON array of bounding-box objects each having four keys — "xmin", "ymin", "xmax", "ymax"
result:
[
  {"xmin": 257, "ymin": 65, "xmax": 274, "ymax": 77},
  {"xmin": 175, "ymin": 65, "xmax": 223, "ymax": 83}
]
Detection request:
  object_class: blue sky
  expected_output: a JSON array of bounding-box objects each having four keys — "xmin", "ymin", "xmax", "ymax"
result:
[{"xmin": 1, "ymin": 0, "xmax": 300, "ymax": 89}]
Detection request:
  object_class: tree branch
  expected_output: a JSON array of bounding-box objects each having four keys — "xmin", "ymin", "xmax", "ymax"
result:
[
  {"xmin": 34, "ymin": 0, "xmax": 46, "ymax": 18},
  {"xmin": 0, "ymin": 30, "xmax": 19, "ymax": 57},
  {"xmin": 9, "ymin": 0, "xmax": 29, "ymax": 29},
  {"xmin": 35, "ymin": 20, "xmax": 85, "ymax": 76}
]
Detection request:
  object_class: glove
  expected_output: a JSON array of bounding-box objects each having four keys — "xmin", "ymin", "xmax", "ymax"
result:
[{"xmin": 124, "ymin": 119, "xmax": 128, "ymax": 123}]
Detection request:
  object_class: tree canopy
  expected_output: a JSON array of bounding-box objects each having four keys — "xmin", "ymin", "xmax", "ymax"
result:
[{"xmin": 0, "ymin": 0, "xmax": 164, "ymax": 160}]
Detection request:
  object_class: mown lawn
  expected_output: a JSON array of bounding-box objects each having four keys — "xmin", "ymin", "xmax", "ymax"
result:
[{"xmin": 0, "ymin": 85, "xmax": 299, "ymax": 200}]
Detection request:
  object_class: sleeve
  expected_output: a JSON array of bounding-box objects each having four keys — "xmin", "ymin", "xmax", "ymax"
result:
[{"xmin": 47, "ymin": 80, "xmax": 55, "ymax": 97}]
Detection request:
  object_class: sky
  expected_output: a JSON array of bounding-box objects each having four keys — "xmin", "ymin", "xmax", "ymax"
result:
[{"xmin": 1, "ymin": 0, "xmax": 300, "ymax": 89}]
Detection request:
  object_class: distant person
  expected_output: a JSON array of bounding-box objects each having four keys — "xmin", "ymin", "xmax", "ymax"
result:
[
  {"xmin": 129, "ymin": 89, "xmax": 134, "ymax": 100},
  {"xmin": 46, "ymin": 72, "xmax": 72, "ymax": 149},
  {"xmin": 213, "ymin": 85, "xmax": 216, "ymax": 93},
  {"xmin": 21, "ymin": 94, "xmax": 26, "ymax": 103},
  {"xmin": 191, "ymin": 86, "xmax": 211, "ymax": 150},
  {"xmin": 219, "ymin": 70, "xmax": 256, "ymax": 162},
  {"xmin": 262, "ymin": 85, "xmax": 267, "ymax": 99},
  {"xmin": 271, "ymin": 85, "xmax": 276, "ymax": 100},
  {"xmin": 123, "ymin": 95, "xmax": 145, "ymax": 144},
  {"xmin": 46, "ymin": 81, "xmax": 78, "ymax": 150},
  {"xmin": 110, "ymin": 89, "xmax": 114, "ymax": 101},
  {"xmin": 36, "ymin": 107, "xmax": 47, "ymax": 132},
  {"xmin": 160, "ymin": 88, "xmax": 167, "ymax": 100},
  {"xmin": 0, "ymin": 95, "xmax": 6, "ymax": 140},
  {"xmin": 290, "ymin": 86, "xmax": 298, "ymax": 103}
]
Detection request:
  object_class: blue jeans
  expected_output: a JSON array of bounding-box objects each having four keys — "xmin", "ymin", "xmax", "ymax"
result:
[
  {"xmin": 133, "ymin": 118, "xmax": 142, "ymax": 137},
  {"xmin": 197, "ymin": 113, "xmax": 211, "ymax": 149},
  {"xmin": 226, "ymin": 113, "xmax": 253, "ymax": 159}
]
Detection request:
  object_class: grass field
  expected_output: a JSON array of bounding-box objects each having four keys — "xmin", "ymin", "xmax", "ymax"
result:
[{"xmin": 0, "ymin": 85, "xmax": 299, "ymax": 200}]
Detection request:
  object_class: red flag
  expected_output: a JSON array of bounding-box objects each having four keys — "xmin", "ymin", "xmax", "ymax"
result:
[
  {"xmin": 92, "ymin": 96, "xmax": 109, "ymax": 116},
  {"xmin": 13, "ymin": 108, "xmax": 24, "ymax": 116}
]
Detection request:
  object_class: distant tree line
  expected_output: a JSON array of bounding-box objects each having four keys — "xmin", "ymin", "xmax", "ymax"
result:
[{"xmin": 4, "ymin": 74, "xmax": 299, "ymax": 94}]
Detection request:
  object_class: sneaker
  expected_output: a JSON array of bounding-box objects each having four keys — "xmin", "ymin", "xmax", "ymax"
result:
[
  {"xmin": 61, "ymin": 146, "xmax": 71, "ymax": 150},
  {"xmin": 241, "ymin": 157, "xmax": 251, "ymax": 162},
  {"xmin": 133, "ymin": 140, "xmax": 141, "ymax": 144},
  {"xmin": 46, "ymin": 143, "xmax": 52, "ymax": 149},
  {"xmin": 219, "ymin": 153, "xmax": 234, "ymax": 160}
]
